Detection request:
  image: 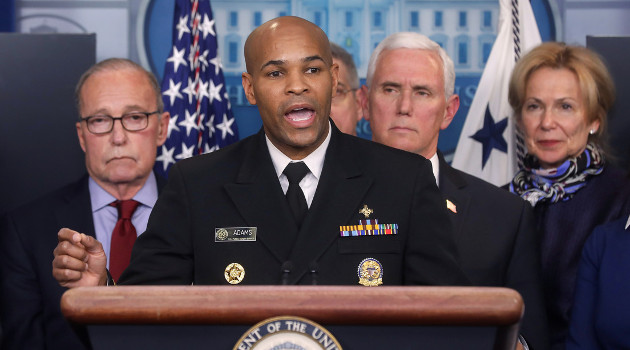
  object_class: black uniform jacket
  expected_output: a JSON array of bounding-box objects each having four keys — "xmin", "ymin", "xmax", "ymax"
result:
[{"xmin": 121, "ymin": 124, "xmax": 469, "ymax": 287}]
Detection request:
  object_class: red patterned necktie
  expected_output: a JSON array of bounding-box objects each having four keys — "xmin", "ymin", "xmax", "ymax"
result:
[{"xmin": 109, "ymin": 200, "xmax": 140, "ymax": 282}]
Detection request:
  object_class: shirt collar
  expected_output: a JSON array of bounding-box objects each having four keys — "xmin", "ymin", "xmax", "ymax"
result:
[
  {"xmin": 266, "ymin": 121, "xmax": 332, "ymax": 179},
  {"xmin": 89, "ymin": 172, "xmax": 159, "ymax": 211},
  {"xmin": 625, "ymin": 214, "xmax": 630, "ymax": 230},
  {"xmin": 428, "ymin": 153, "xmax": 439, "ymax": 188}
]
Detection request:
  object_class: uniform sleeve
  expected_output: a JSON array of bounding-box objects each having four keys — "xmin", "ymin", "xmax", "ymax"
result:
[
  {"xmin": 119, "ymin": 163, "xmax": 195, "ymax": 285},
  {"xmin": 0, "ymin": 214, "xmax": 46, "ymax": 348}
]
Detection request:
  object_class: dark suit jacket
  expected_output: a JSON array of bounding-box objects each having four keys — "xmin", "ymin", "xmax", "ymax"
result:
[
  {"xmin": 529, "ymin": 165, "xmax": 630, "ymax": 350},
  {"xmin": 0, "ymin": 174, "xmax": 164, "ymax": 350},
  {"xmin": 438, "ymin": 153, "xmax": 549, "ymax": 350},
  {"xmin": 566, "ymin": 217, "xmax": 630, "ymax": 350},
  {"xmin": 121, "ymin": 125, "xmax": 469, "ymax": 286},
  {"xmin": 1, "ymin": 176, "xmax": 93, "ymax": 349}
]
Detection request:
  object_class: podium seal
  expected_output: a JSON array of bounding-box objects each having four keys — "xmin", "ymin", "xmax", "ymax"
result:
[{"xmin": 233, "ymin": 316, "xmax": 342, "ymax": 350}]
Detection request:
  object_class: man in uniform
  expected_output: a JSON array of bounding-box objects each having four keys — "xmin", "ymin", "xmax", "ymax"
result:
[{"xmin": 53, "ymin": 17, "xmax": 467, "ymax": 288}]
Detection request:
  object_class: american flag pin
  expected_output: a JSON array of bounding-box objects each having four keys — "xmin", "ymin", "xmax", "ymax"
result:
[{"xmin": 446, "ymin": 199, "xmax": 457, "ymax": 214}]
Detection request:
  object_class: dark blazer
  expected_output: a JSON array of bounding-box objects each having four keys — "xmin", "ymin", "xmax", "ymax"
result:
[
  {"xmin": 121, "ymin": 125, "xmax": 469, "ymax": 286},
  {"xmin": 0, "ymin": 174, "xmax": 165, "ymax": 350},
  {"xmin": 438, "ymin": 153, "xmax": 549, "ymax": 350},
  {"xmin": 566, "ymin": 217, "xmax": 630, "ymax": 350},
  {"xmin": 1, "ymin": 176, "xmax": 93, "ymax": 349},
  {"xmin": 530, "ymin": 166, "xmax": 630, "ymax": 350}
]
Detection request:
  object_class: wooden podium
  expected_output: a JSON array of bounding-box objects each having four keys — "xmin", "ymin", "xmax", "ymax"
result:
[{"xmin": 61, "ymin": 286, "xmax": 523, "ymax": 349}]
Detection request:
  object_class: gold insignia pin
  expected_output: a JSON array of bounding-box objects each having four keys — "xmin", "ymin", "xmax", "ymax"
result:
[
  {"xmin": 216, "ymin": 228, "xmax": 229, "ymax": 241},
  {"xmin": 358, "ymin": 258, "xmax": 383, "ymax": 287},
  {"xmin": 359, "ymin": 204, "xmax": 374, "ymax": 218},
  {"xmin": 224, "ymin": 263, "xmax": 245, "ymax": 284},
  {"xmin": 446, "ymin": 199, "xmax": 457, "ymax": 214}
]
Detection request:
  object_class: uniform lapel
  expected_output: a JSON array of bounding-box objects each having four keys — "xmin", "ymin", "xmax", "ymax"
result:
[
  {"xmin": 155, "ymin": 171, "xmax": 168, "ymax": 193},
  {"xmin": 438, "ymin": 152, "xmax": 470, "ymax": 242},
  {"xmin": 224, "ymin": 130, "xmax": 298, "ymax": 262},
  {"xmin": 287, "ymin": 127, "xmax": 372, "ymax": 283}
]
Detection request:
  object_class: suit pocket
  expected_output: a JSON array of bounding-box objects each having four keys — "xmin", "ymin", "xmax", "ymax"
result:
[{"xmin": 337, "ymin": 236, "xmax": 401, "ymax": 254}]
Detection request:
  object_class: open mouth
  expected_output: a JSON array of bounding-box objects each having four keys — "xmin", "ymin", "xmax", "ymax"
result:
[
  {"xmin": 284, "ymin": 106, "xmax": 316, "ymax": 127},
  {"xmin": 285, "ymin": 107, "xmax": 315, "ymax": 121}
]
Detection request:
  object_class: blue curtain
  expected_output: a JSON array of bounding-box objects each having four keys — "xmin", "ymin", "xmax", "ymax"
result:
[{"xmin": 0, "ymin": 0, "xmax": 15, "ymax": 32}]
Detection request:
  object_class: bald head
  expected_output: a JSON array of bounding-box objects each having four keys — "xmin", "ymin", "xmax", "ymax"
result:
[
  {"xmin": 240, "ymin": 16, "xmax": 338, "ymax": 160},
  {"xmin": 244, "ymin": 16, "xmax": 333, "ymax": 75}
]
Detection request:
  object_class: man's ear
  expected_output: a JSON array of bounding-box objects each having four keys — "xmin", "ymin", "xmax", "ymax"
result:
[
  {"xmin": 76, "ymin": 122, "xmax": 87, "ymax": 152},
  {"xmin": 156, "ymin": 112, "xmax": 170, "ymax": 146},
  {"xmin": 242, "ymin": 72, "xmax": 257, "ymax": 105},
  {"xmin": 330, "ymin": 62, "xmax": 339, "ymax": 98},
  {"xmin": 441, "ymin": 94, "xmax": 460, "ymax": 130},
  {"xmin": 353, "ymin": 86, "xmax": 364, "ymax": 122},
  {"xmin": 357, "ymin": 85, "xmax": 370, "ymax": 121}
]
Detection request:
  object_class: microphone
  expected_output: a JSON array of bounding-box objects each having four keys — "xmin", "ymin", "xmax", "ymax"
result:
[
  {"xmin": 309, "ymin": 262, "xmax": 318, "ymax": 285},
  {"xmin": 280, "ymin": 261, "xmax": 293, "ymax": 285}
]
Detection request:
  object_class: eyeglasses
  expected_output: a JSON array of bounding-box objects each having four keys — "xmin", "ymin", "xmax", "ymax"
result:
[
  {"xmin": 80, "ymin": 111, "xmax": 160, "ymax": 134},
  {"xmin": 333, "ymin": 87, "xmax": 358, "ymax": 102}
]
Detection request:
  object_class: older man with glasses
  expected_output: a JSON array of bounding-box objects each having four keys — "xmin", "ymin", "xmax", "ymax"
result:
[
  {"xmin": 329, "ymin": 42, "xmax": 362, "ymax": 136},
  {"xmin": 0, "ymin": 58, "xmax": 169, "ymax": 349}
]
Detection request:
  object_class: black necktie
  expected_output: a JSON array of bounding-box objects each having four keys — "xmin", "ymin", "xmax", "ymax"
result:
[{"xmin": 283, "ymin": 162, "xmax": 309, "ymax": 228}]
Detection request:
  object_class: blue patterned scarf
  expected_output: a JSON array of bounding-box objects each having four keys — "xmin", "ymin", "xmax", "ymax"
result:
[{"xmin": 509, "ymin": 143, "xmax": 605, "ymax": 207}]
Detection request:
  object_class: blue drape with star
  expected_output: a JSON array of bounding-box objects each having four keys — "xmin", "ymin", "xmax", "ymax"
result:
[{"xmin": 0, "ymin": 0, "xmax": 15, "ymax": 32}]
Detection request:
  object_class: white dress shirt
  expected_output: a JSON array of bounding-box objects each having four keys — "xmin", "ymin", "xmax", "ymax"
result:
[
  {"xmin": 89, "ymin": 173, "xmax": 159, "ymax": 268},
  {"xmin": 265, "ymin": 122, "xmax": 332, "ymax": 208},
  {"xmin": 428, "ymin": 153, "xmax": 440, "ymax": 188}
]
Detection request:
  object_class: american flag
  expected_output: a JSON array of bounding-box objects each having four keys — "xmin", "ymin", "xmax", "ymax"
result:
[{"xmin": 155, "ymin": 0, "xmax": 239, "ymax": 178}]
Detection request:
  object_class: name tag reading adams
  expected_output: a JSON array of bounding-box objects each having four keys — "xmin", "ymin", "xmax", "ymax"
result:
[{"xmin": 215, "ymin": 227, "xmax": 257, "ymax": 242}]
